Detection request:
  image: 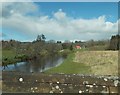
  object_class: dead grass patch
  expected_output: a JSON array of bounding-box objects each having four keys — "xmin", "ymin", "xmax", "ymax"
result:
[{"xmin": 74, "ymin": 51, "xmax": 118, "ymax": 75}]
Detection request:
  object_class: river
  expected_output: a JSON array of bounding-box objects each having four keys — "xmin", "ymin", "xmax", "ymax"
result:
[{"xmin": 0, "ymin": 56, "xmax": 65, "ymax": 72}]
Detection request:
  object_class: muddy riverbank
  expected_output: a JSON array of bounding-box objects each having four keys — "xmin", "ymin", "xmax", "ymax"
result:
[{"xmin": 2, "ymin": 71, "xmax": 120, "ymax": 94}]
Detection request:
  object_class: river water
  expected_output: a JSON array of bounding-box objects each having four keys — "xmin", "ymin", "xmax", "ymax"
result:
[{"xmin": 0, "ymin": 56, "xmax": 65, "ymax": 72}]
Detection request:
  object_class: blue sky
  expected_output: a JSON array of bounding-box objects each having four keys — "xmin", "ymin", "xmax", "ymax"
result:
[
  {"xmin": 1, "ymin": 2, "xmax": 118, "ymax": 42},
  {"xmin": 36, "ymin": 2, "xmax": 118, "ymax": 22}
]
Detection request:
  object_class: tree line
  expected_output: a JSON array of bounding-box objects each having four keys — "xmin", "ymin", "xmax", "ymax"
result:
[
  {"xmin": 109, "ymin": 35, "xmax": 120, "ymax": 50},
  {"xmin": 2, "ymin": 34, "xmax": 119, "ymax": 54}
]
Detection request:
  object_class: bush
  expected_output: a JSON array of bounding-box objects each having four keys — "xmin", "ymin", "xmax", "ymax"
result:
[{"xmin": 59, "ymin": 49, "xmax": 72, "ymax": 57}]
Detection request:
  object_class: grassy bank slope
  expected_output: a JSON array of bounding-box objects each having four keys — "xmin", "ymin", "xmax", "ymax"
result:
[
  {"xmin": 45, "ymin": 51, "xmax": 90, "ymax": 74},
  {"xmin": 45, "ymin": 50, "xmax": 118, "ymax": 75},
  {"xmin": 74, "ymin": 51, "xmax": 118, "ymax": 75}
]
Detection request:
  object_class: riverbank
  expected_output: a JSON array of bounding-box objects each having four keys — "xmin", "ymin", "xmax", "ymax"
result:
[
  {"xmin": 2, "ymin": 49, "xmax": 63, "ymax": 66},
  {"xmin": 2, "ymin": 49, "xmax": 118, "ymax": 76},
  {"xmin": 45, "ymin": 50, "xmax": 90, "ymax": 74},
  {"xmin": 2, "ymin": 49, "xmax": 27, "ymax": 66},
  {"xmin": 45, "ymin": 50, "xmax": 118, "ymax": 75}
]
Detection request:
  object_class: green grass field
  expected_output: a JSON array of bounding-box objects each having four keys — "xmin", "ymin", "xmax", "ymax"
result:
[
  {"xmin": 2, "ymin": 49, "xmax": 21, "ymax": 65},
  {"xmin": 2, "ymin": 49, "xmax": 16, "ymax": 59}
]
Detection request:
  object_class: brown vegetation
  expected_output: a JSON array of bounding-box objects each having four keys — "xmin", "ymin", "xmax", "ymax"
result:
[{"xmin": 74, "ymin": 51, "xmax": 118, "ymax": 75}]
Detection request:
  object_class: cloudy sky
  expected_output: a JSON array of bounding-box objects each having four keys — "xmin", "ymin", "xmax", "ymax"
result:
[{"xmin": 0, "ymin": 2, "xmax": 118, "ymax": 42}]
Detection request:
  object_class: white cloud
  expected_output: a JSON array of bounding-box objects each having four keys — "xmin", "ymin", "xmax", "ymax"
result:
[
  {"xmin": 1, "ymin": 2, "xmax": 118, "ymax": 41},
  {"xmin": 54, "ymin": 9, "xmax": 66, "ymax": 20},
  {"xmin": 1, "ymin": 2, "xmax": 38, "ymax": 18}
]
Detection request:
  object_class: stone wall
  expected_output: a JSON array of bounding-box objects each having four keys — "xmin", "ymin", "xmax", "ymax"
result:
[{"xmin": 2, "ymin": 71, "xmax": 120, "ymax": 94}]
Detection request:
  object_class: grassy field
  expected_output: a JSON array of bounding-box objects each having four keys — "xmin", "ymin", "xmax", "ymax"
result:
[
  {"xmin": 2, "ymin": 49, "xmax": 16, "ymax": 59},
  {"xmin": 46, "ymin": 50, "xmax": 118, "ymax": 75},
  {"xmin": 2, "ymin": 49, "xmax": 21, "ymax": 65},
  {"xmin": 74, "ymin": 50, "xmax": 118, "ymax": 75}
]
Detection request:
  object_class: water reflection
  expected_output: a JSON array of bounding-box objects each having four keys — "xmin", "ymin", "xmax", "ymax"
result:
[{"xmin": 1, "ymin": 56, "xmax": 65, "ymax": 72}]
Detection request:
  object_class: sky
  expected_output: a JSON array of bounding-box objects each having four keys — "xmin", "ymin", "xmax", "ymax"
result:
[{"xmin": 0, "ymin": 2, "xmax": 119, "ymax": 42}]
